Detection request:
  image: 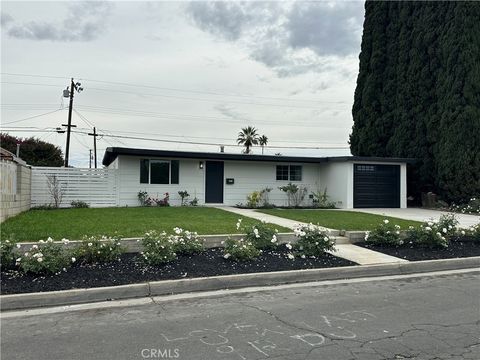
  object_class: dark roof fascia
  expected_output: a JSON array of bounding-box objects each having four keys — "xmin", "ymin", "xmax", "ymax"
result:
[
  {"xmin": 102, "ymin": 147, "xmax": 326, "ymax": 166},
  {"xmin": 325, "ymin": 156, "xmax": 416, "ymax": 164},
  {"xmin": 102, "ymin": 147, "xmax": 415, "ymax": 166}
]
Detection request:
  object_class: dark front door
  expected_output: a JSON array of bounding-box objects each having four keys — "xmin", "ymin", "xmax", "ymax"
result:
[
  {"xmin": 205, "ymin": 161, "xmax": 224, "ymax": 203},
  {"xmin": 354, "ymin": 164, "xmax": 400, "ymax": 208}
]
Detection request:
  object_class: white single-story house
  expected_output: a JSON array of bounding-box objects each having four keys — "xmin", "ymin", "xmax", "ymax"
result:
[{"xmin": 102, "ymin": 147, "xmax": 413, "ymax": 209}]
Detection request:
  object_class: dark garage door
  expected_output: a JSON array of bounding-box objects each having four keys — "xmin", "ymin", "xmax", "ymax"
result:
[{"xmin": 354, "ymin": 164, "xmax": 400, "ymax": 208}]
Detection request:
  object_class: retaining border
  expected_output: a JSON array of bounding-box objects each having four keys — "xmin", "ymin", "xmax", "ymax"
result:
[{"xmin": 1, "ymin": 256, "xmax": 478, "ymax": 311}]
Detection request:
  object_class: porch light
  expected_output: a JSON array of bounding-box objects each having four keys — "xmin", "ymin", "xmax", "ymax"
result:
[{"xmin": 199, "ymin": 161, "xmax": 204, "ymax": 169}]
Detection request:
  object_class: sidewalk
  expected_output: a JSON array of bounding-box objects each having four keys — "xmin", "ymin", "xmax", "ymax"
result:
[
  {"xmin": 218, "ymin": 206, "xmax": 408, "ymax": 265},
  {"xmin": 354, "ymin": 208, "xmax": 479, "ymax": 228}
]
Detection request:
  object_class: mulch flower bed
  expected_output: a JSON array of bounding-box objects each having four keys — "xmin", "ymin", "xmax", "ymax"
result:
[
  {"xmin": 0, "ymin": 248, "xmax": 355, "ymax": 295},
  {"xmin": 357, "ymin": 237, "xmax": 480, "ymax": 261}
]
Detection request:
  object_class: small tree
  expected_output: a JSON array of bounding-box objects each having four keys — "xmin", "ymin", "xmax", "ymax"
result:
[
  {"xmin": 258, "ymin": 135, "xmax": 268, "ymax": 154},
  {"xmin": 237, "ymin": 126, "xmax": 259, "ymax": 154},
  {"xmin": 279, "ymin": 183, "xmax": 307, "ymax": 207},
  {"xmin": 46, "ymin": 175, "xmax": 65, "ymax": 208}
]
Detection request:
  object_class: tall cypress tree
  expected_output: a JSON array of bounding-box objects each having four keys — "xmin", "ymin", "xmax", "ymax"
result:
[{"xmin": 350, "ymin": 1, "xmax": 480, "ymax": 203}]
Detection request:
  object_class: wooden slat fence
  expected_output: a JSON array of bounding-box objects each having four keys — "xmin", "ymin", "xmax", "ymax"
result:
[{"xmin": 31, "ymin": 167, "xmax": 118, "ymax": 208}]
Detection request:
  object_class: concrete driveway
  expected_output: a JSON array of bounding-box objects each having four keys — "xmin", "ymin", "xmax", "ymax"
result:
[{"xmin": 354, "ymin": 208, "xmax": 479, "ymax": 228}]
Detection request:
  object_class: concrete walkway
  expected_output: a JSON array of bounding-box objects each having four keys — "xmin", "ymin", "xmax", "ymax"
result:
[
  {"xmin": 328, "ymin": 244, "xmax": 408, "ymax": 265},
  {"xmin": 216, "ymin": 206, "xmax": 325, "ymax": 231},
  {"xmin": 218, "ymin": 206, "xmax": 408, "ymax": 265},
  {"xmin": 354, "ymin": 208, "xmax": 479, "ymax": 228}
]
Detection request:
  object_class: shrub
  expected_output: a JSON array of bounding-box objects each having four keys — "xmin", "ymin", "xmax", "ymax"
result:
[
  {"xmin": 189, "ymin": 197, "xmax": 199, "ymax": 206},
  {"xmin": 171, "ymin": 227, "xmax": 204, "ymax": 255},
  {"xmin": 365, "ymin": 219, "xmax": 403, "ymax": 246},
  {"xmin": 138, "ymin": 191, "xmax": 149, "ymax": 206},
  {"xmin": 71, "ymin": 200, "xmax": 89, "ymax": 208},
  {"xmin": 16, "ymin": 238, "xmax": 72, "ymax": 274},
  {"xmin": 223, "ymin": 238, "xmax": 260, "ymax": 261},
  {"xmin": 406, "ymin": 221, "xmax": 448, "ymax": 248},
  {"xmin": 246, "ymin": 191, "xmax": 262, "ymax": 208},
  {"xmin": 450, "ymin": 197, "xmax": 480, "ymax": 215},
  {"xmin": 437, "ymin": 214, "xmax": 458, "ymax": 237},
  {"xmin": 293, "ymin": 224, "xmax": 336, "ymax": 256},
  {"xmin": 74, "ymin": 235, "xmax": 124, "ymax": 263},
  {"xmin": 30, "ymin": 204, "xmax": 56, "ymax": 210},
  {"xmin": 311, "ymin": 187, "xmax": 336, "ymax": 209},
  {"xmin": 244, "ymin": 221, "xmax": 278, "ymax": 250},
  {"xmin": 464, "ymin": 223, "xmax": 480, "ymax": 241},
  {"xmin": 178, "ymin": 190, "xmax": 190, "ymax": 206},
  {"xmin": 0, "ymin": 239, "xmax": 16, "ymax": 269},
  {"xmin": 141, "ymin": 230, "xmax": 177, "ymax": 265},
  {"xmin": 154, "ymin": 193, "xmax": 170, "ymax": 207},
  {"xmin": 278, "ymin": 183, "xmax": 307, "ymax": 207},
  {"xmin": 246, "ymin": 188, "xmax": 273, "ymax": 208}
]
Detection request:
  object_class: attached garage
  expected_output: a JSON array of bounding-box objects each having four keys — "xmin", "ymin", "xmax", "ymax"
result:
[{"xmin": 354, "ymin": 164, "xmax": 401, "ymax": 208}]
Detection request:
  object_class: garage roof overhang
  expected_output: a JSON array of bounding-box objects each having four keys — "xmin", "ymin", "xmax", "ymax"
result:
[{"xmin": 102, "ymin": 147, "xmax": 415, "ymax": 167}]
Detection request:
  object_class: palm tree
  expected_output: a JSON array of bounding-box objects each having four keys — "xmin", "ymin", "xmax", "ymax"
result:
[
  {"xmin": 237, "ymin": 126, "xmax": 259, "ymax": 154},
  {"xmin": 258, "ymin": 135, "xmax": 268, "ymax": 155}
]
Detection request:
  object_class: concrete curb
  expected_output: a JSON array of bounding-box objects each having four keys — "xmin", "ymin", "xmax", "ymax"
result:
[
  {"xmin": 1, "ymin": 256, "xmax": 478, "ymax": 311},
  {"xmin": 14, "ymin": 233, "xmax": 298, "ymax": 253},
  {"xmin": 15, "ymin": 233, "xmax": 351, "ymax": 253}
]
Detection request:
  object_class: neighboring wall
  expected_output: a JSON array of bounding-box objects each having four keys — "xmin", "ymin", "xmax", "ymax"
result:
[{"xmin": 0, "ymin": 160, "xmax": 31, "ymax": 222}]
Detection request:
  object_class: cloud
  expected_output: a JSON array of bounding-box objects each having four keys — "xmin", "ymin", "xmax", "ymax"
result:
[
  {"xmin": 214, "ymin": 104, "xmax": 250, "ymax": 122},
  {"xmin": 1, "ymin": 12, "xmax": 13, "ymax": 27},
  {"xmin": 185, "ymin": 1, "xmax": 364, "ymax": 77},
  {"xmin": 287, "ymin": 1, "xmax": 364, "ymax": 57},
  {"xmin": 6, "ymin": 1, "xmax": 113, "ymax": 42},
  {"xmin": 187, "ymin": 1, "xmax": 254, "ymax": 41}
]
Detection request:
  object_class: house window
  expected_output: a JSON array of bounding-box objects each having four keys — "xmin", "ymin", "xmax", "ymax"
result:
[
  {"xmin": 276, "ymin": 165, "xmax": 302, "ymax": 181},
  {"xmin": 289, "ymin": 165, "xmax": 302, "ymax": 181},
  {"xmin": 357, "ymin": 165, "xmax": 375, "ymax": 171},
  {"xmin": 276, "ymin": 165, "xmax": 289, "ymax": 181},
  {"xmin": 140, "ymin": 159, "xmax": 179, "ymax": 184}
]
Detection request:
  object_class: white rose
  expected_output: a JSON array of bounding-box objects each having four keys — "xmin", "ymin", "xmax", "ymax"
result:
[{"xmin": 286, "ymin": 243, "xmax": 292, "ymax": 250}]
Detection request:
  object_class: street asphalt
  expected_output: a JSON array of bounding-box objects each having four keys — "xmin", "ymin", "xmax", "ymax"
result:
[{"xmin": 1, "ymin": 271, "xmax": 479, "ymax": 360}]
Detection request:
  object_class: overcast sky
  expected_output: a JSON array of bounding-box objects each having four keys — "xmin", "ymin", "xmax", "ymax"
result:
[{"xmin": 1, "ymin": 1, "xmax": 365, "ymax": 167}]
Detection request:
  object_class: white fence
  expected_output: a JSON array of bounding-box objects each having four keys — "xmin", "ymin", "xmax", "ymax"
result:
[{"xmin": 31, "ymin": 167, "xmax": 118, "ymax": 208}]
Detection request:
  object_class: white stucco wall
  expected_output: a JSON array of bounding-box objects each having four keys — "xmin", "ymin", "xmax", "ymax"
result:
[
  {"xmin": 112, "ymin": 156, "xmax": 321, "ymax": 207},
  {"xmin": 317, "ymin": 162, "xmax": 353, "ymax": 209},
  {"xmin": 110, "ymin": 155, "xmax": 407, "ymax": 208},
  {"xmin": 223, "ymin": 160, "xmax": 319, "ymax": 207},
  {"xmin": 114, "ymin": 155, "xmax": 204, "ymax": 206}
]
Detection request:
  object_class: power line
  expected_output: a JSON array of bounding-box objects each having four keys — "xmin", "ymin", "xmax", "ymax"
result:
[
  {"xmin": 1, "ymin": 109, "xmax": 64, "ymax": 125},
  {"xmin": 1, "ymin": 81, "xmax": 62, "ymax": 88},
  {"xmin": 1, "ymin": 72, "xmax": 346, "ymax": 104},
  {"xmin": 2, "ymin": 79, "xmax": 347, "ymax": 110},
  {"xmin": 1, "ymin": 127, "xmax": 349, "ymax": 149},
  {"xmin": 86, "ymin": 86, "xmax": 347, "ymax": 110}
]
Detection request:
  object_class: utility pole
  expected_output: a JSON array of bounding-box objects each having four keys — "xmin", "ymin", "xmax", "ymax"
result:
[
  {"xmin": 88, "ymin": 127, "xmax": 99, "ymax": 168},
  {"xmin": 89, "ymin": 149, "xmax": 92, "ymax": 168},
  {"xmin": 62, "ymin": 78, "xmax": 83, "ymax": 167}
]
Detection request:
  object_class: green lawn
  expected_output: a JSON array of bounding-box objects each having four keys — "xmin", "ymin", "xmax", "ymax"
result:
[
  {"xmin": 1, "ymin": 207, "xmax": 289, "ymax": 242},
  {"xmin": 257, "ymin": 209, "xmax": 421, "ymax": 231}
]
